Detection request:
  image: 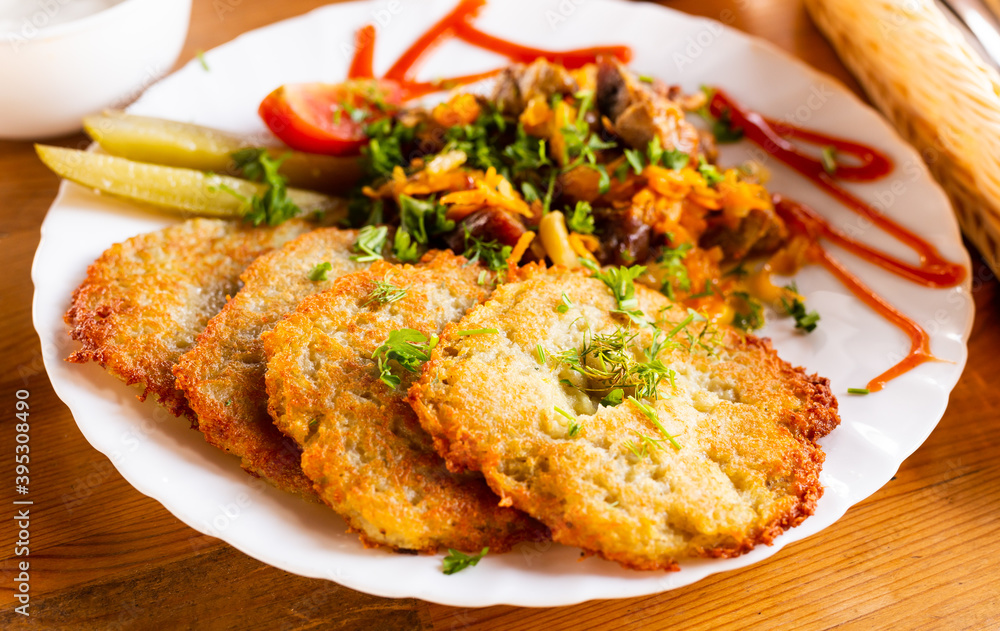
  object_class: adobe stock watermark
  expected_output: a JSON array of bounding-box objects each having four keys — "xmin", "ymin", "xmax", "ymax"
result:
[
  {"xmin": 544, "ymin": 0, "xmax": 589, "ymax": 30},
  {"xmin": 672, "ymin": 1, "xmax": 755, "ymax": 72},
  {"xmin": 338, "ymin": 1, "xmax": 404, "ymax": 62},
  {"xmin": 5, "ymin": 0, "xmax": 75, "ymax": 53}
]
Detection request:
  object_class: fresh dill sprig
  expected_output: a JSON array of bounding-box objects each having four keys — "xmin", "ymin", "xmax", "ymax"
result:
[
  {"xmin": 362, "ymin": 276, "xmax": 408, "ymax": 306},
  {"xmin": 628, "ymin": 396, "xmax": 680, "ymax": 450},
  {"xmin": 554, "ymin": 327, "xmax": 673, "ymax": 402}
]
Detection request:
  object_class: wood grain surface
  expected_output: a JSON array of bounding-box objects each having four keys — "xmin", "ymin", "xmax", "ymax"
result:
[{"xmin": 1, "ymin": 0, "xmax": 998, "ymax": 629}]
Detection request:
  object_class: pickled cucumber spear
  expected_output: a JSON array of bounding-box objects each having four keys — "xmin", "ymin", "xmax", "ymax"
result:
[
  {"xmin": 36, "ymin": 145, "xmax": 346, "ymax": 223},
  {"xmin": 82, "ymin": 111, "xmax": 362, "ymax": 194}
]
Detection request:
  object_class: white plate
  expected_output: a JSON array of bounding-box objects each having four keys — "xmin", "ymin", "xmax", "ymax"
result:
[{"xmin": 32, "ymin": 0, "xmax": 974, "ymax": 607}]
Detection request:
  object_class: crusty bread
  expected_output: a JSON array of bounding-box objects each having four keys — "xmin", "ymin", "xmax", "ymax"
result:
[
  {"xmin": 410, "ymin": 266, "xmax": 838, "ymax": 570},
  {"xmin": 66, "ymin": 218, "xmax": 312, "ymax": 420},
  {"xmin": 174, "ymin": 228, "xmax": 367, "ymax": 498},
  {"xmin": 806, "ymin": 0, "xmax": 1000, "ymax": 272},
  {"xmin": 262, "ymin": 252, "xmax": 548, "ymax": 552}
]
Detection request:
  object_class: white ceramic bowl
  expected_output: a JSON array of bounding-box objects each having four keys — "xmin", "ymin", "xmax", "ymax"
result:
[{"xmin": 0, "ymin": 0, "xmax": 191, "ymax": 139}]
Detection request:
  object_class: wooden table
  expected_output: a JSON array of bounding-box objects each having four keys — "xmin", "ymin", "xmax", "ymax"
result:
[{"xmin": 2, "ymin": 1, "xmax": 998, "ymax": 628}]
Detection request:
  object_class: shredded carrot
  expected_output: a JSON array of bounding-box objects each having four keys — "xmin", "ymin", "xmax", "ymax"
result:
[
  {"xmin": 507, "ymin": 231, "xmax": 536, "ymax": 269},
  {"xmin": 567, "ymin": 233, "xmax": 599, "ymax": 262}
]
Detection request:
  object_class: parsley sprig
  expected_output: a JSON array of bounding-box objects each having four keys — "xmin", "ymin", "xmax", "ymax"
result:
[
  {"xmin": 442, "ymin": 547, "xmax": 488, "ymax": 575},
  {"xmin": 307, "ymin": 261, "xmax": 333, "ymax": 281},
  {"xmin": 463, "ymin": 230, "xmax": 512, "ymax": 271},
  {"xmin": 227, "ymin": 148, "xmax": 301, "ymax": 226},
  {"xmin": 730, "ymin": 291, "xmax": 764, "ymax": 331},
  {"xmin": 561, "ymin": 90, "xmax": 617, "ymax": 193},
  {"xmin": 782, "ymin": 283, "xmax": 820, "ymax": 333},
  {"xmin": 658, "ymin": 242, "xmax": 693, "ymax": 300},
  {"xmin": 394, "ymin": 195, "xmax": 455, "ymax": 263},
  {"xmin": 566, "ymin": 200, "xmax": 595, "ymax": 235},
  {"xmin": 623, "ymin": 136, "xmax": 690, "ymax": 175},
  {"xmin": 582, "ymin": 260, "xmax": 648, "ymax": 325},
  {"xmin": 371, "ymin": 328, "xmax": 438, "ymax": 389}
]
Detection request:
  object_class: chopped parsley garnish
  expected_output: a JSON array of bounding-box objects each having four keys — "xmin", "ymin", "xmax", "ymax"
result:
[
  {"xmin": 226, "ymin": 149, "xmax": 301, "ymax": 226},
  {"xmin": 398, "ymin": 195, "xmax": 455, "ymax": 245},
  {"xmin": 361, "ymin": 117, "xmax": 416, "ymax": 179},
  {"xmin": 624, "ymin": 137, "xmax": 690, "ymax": 175},
  {"xmin": 697, "ymin": 157, "xmax": 725, "ymax": 186},
  {"xmin": 363, "ymin": 277, "xmax": 408, "ymax": 306},
  {"xmin": 502, "ymin": 125, "xmax": 551, "ymax": 174},
  {"xmin": 639, "ymin": 74, "xmax": 655, "ymax": 83},
  {"xmin": 821, "ymin": 146, "xmax": 838, "ymax": 175},
  {"xmin": 393, "ymin": 229, "xmax": 420, "ymax": 263},
  {"xmin": 600, "ymin": 388, "xmax": 624, "ymax": 407},
  {"xmin": 661, "ymin": 148, "xmax": 691, "ymax": 170},
  {"xmin": 696, "ymin": 87, "xmax": 744, "ymax": 143},
  {"xmin": 307, "ymin": 261, "xmax": 332, "ymax": 281},
  {"xmin": 456, "ymin": 328, "xmax": 498, "ymax": 336},
  {"xmin": 463, "ymin": 231, "xmax": 512, "ymax": 271},
  {"xmin": 566, "ymin": 200, "xmax": 596, "ymax": 234},
  {"xmin": 561, "ymin": 90, "xmax": 618, "ymax": 188},
  {"xmin": 443, "ymin": 108, "xmax": 507, "ymax": 172},
  {"xmin": 371, "ymin": 328, "xmax": 437, "ymax": 389},
  {"xmin": 781, "ymin": 284, "xmax": 821, "ymax": 333},
  {"xmin": 709, "ymin": 108, "xmax": 744, "ymax": 143},
  {"xmin": 442, "ymin": 547, "xmax": 488, "ymax": 575},
  {"xmin": 624, "ymin": 148, "xmax": 645, "ymax": 175},
  {"xmin": 196, "ymin": 50, "xmax": 210, "ymax": 72},
  {"xmin": 352, "ymin": 225, "xmax": 388, "ymax": 262},
  {"xmin": 582, "ymin": 260, "xmax": 647, "ymax": 324},
  {"xmin": 848, "ymin": 387, "xmax": 870, "ymax": 395},
  {"xmin": 730, "ymin": 291, "xmax": 764, "ymax": 331},
  {"xmin": 658, "ymin": 242, "xmax": 693, "ymax": 300}
]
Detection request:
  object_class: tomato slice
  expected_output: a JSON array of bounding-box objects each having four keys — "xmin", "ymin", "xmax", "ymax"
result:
[{"xmin": 258, "ymin": 80, "xmax": 403, "ymax": 156}]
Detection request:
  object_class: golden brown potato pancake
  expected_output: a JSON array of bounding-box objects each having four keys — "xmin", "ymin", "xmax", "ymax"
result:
[
  {"xmin": 262, "ymin": 252, "xmax": 548, "ymax": 552},
  {"xmin": 410, "ymin": 266, "xmax": 838, "ymax": 570},
  {"xmin": 174, "ymin": 228, "xmax": 368, "ymax": 498},
  {"xmin": 65, "ymin": 218, "xmax": 312, "ymax": 420}
]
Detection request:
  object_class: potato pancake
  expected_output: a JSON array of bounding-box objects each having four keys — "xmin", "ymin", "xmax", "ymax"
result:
[
  {"xmin": 66, "ymin": 218, "xmax": 312, "ymax": 420},
  {"xmin": 410, "ymin": 266, "xmax": 838, "ymax": 570},
  {"xmin": 263, "ymin": 252, "xmax": 548, "ymax": 552},
  {"xmin": 174, "ymin": 228, "xmax": 368, "ymax": 498}
]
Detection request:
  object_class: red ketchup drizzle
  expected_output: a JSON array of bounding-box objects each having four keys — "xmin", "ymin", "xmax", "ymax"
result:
[
  {"xmin": 348, "ymin": 25, "xmax": 376, "ymax": 79},
  {"xmin": 347, "ymin": 0, "xmax": 631, "ymax": 98},
  {"xmin": 775, "ymin": 197, "xmax": 935, "ymax": 392},
  {"xmin": 709, "ymin": 89, "xmax": 965, "ymax": 289},
  {"xmin": 708, "ymin": 89, "xmax": 966, "ymax": 390}
]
